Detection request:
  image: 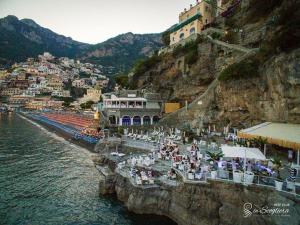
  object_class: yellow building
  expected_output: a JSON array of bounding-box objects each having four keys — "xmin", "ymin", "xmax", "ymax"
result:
[
  {"xmin": 25, "ymin": 97, "xmax": 64, "ymax": 110},
  {"xmin": 79, "ymin": 88, "xmax": 102, "ymax": 104},
  {"xmin": 47, "ymin": 76, "xmax": 63, "ymax": 90},
  {"xmin": 169, "ymin": 0, "xmax": 214, "ymax": 45}
]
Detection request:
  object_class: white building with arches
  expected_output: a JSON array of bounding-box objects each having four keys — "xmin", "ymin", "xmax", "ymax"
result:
[{"xmin": 101, "ymin": 90, "xmax": 162, "ymax": 126}]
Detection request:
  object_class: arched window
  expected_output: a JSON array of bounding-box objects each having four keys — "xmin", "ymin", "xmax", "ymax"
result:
[
  {"xmin": 179, "ymin": 33, "xmax": 185, "ymax": 40},
  {"xmin": 143, "ymin": 116, "xmax": 151, "ymax": 125},
  {"xmin": 109, "ymin": 115, "xmax": 116, "ymax": 125},
  {"xmin": 133, "ymin": 116, "xmax": 141, "ymax": 126},
  {"xmin": 190, "ymin": 27, "xmax": 196, "ymax": 34},
  {"xmin": 122, "ymin": 116, "xmax": 131, "ymax": 126},
  {"xmin": 153, "ymin": 116, "xmax": 160, "ymax": 124}
]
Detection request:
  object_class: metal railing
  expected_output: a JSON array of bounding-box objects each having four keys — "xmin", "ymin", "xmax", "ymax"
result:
[
  {"xmin": 174, "ymin": 168, "xmax": 300, "ymax": 197},
  {"xmin": 122, "ymin": 137, "xmax": 158, "ymax": 150}
]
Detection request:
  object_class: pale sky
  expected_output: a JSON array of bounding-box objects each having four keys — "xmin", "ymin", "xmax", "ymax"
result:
[{"xmin": 0, "ymin": 0, "xmax": 193, "ymax": 44}]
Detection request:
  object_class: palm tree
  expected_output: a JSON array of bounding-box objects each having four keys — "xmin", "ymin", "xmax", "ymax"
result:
[
  {"xmin": 271, "ymin": 156, "xmax": 284, "ymax": 181},
  {"xmin": 206, "ymin": 151, "xmax": 224, "ymax": 163},
  {"xmin": 251, "ymin": 136, "xmax": 268, "ymax": 150}
]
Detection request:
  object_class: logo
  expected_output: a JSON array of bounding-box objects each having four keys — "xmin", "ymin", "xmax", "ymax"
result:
[
  {"xmin": 243, "ymin": 202, "xmax": 290, "ymax": 218},
  {"xmin": 243, "ymin": 203, "xmax": 253, "ymax": 218}
]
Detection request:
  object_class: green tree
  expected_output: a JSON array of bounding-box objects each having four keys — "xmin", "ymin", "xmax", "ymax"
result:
[
  {"xmin": 115, "ymin": 73, "xmax": 129, "ymax": 88},
  {"xmin": 162, "ymin": 30, "xmax": 171, "ymax": 46},
  {"xmin": 271, "ymin": 156, "xmax": 283, "ymax": 180},
  {"xmin": 206, "ymin": 151, "xmax": 224, "ymax": 162},
  {"xmin": 79, "ymin": 71, "xmax": 90, "ymax": 79},
  {"xmin": 80, "ymin": 100, "xmax": 95, "ymax": 109}
]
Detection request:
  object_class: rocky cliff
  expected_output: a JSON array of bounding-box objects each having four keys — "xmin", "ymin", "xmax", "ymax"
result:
[
  {"xmin": 93, "ymin": 151, "xmax": 300, "ymax": 225},
  {"xmin": 129, "ymin": 0, "xmax": 300, "ymax": 129}
]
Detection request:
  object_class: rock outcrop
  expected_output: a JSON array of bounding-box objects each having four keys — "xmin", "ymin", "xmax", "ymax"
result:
[{"xmin": 96, "ymin": 155, "xmax": 300, "ymax": 225}]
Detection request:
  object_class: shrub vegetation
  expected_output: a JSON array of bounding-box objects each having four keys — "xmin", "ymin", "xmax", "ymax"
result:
[
  {"xmin": 80, "ymin": 100, "xmax": 95, "ymax": 109},
  {"xmin": 162, "ymin": 30, "xmax": 171, "ymax": 46},
  {"xmin": 114, "ymin": 73, "xmax": 129, "ymax": 88},
  {"xmin": 218, "ymin": 57, "xmax": 260, "ymax": 81}
]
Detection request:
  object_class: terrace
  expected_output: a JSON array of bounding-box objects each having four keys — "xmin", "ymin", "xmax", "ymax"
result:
[{"xmin": 102, "ymin": 127, "xmax": 300, "ymax": 198}]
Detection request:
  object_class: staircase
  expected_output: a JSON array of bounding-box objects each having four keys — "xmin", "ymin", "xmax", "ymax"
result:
[
  {"xmin": 160, "ymin": 38, "xmax": 259, "ymax": 126},
  {"xmin": 206, "ymin": 35, "xmax": 259, "ymax": 54}
]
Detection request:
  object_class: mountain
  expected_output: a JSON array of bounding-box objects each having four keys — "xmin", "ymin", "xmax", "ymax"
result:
[
  {"xmin": 80, "ymin": 32, "xmax": 163, "ymax": 74},
  {"xmin": 0, "ymin": 15, "xmax": 163, "ymax": 74},
  {"xmin": 0, "ymin": 15, "xmax": 88, "ymax": 65}
]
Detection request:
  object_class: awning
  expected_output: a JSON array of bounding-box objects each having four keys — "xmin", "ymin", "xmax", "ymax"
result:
[
  {"xmin": 169, "ymin": 13, "xmax": 202, "ymax": 33},
  {"xmin": 238, "ymin": 122, "xmax": 300, "ymax": 151},
  {"xmin": 221, "ymin": 145, "xmax": 266, "ymax": 161}
]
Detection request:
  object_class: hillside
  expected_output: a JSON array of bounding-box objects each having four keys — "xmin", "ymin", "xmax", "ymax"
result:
[
  {"xmin": 0, "ymin": 15, "xmax": 88, "ymax": 65},
  {"xmin": 0, "ymin": 16, "xmax": 163, "ymax": 74},
  {"xmin": 80, "ymin": 32, "xmax": 163, "ymax": 74},
  {"xmin": 129, "ymin": 0, "xmax": 300, "ymax": 129}
]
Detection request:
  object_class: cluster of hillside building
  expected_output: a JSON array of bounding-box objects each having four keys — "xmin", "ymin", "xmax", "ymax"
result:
[{"xmin": 0, "ymin": 52, "xmax": 109, "ymax": 110}]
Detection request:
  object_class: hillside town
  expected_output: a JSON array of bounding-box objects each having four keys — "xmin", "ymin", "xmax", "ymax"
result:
[{"xmin": 0, "ymin": 52, "xmax": 109, "ymax": 111}]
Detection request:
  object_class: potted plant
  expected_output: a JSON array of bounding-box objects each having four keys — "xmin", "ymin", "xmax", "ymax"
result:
[
  {"xmin": 210, "ymin": 169, "xmax": 218, "ymax": 179},
  {"xmin": 233, "ymin": 170, "xmax": 243, "ymax": 183},
  {"xmin": 244, "ymin": 171, "xmax": 254, "ymax": 184},
  {"xmin": 271, "ymin": 157, "xmax": 284, "ymax": 191},
  {"xmin": 206, "ymin": 151, "xmax": 224, "ymax": 163}
]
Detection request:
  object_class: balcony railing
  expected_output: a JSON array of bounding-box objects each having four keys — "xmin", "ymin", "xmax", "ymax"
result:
[{"xmin": 104, "ymin": 105, "xmax": 145, "ymax": 109}]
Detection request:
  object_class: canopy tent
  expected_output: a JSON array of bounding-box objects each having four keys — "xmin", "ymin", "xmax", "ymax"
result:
[
  {"xmin": 238, "ymin": 122, "xmax": 300, "ymax": 151},
  {"xmin": 238, "ymin": 122, "xmax": 300, "ymax": 165},
  {"xmin": 221, "ymin": 145, "xmax": 266, "ymax": 161}
]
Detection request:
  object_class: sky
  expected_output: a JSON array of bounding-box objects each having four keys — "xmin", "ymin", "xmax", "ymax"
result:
[{"xmin": 0, "ymin": 0, "xmax": 193, "ymax": 44}]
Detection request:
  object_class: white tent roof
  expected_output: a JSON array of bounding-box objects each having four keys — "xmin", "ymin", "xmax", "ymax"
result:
[
  {"xmin": 238, "ymin": 122, "xmax": 300, "ymax": 150},
  {"xmin": 221, "ymin": 145, "xmax": 266, "ymax": 161}
]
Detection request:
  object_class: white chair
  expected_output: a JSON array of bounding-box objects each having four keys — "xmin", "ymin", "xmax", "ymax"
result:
[
  {"xmin": 136, "ymin": 177, "xmax": 142, "ymax": 185},
  {"xmin": 149, "ymin": 179, "xmax": 155, "ymax": 184},
  {"xmin": 188, "ymin": 173, "xmax": 195, "ymax": 180},
  {"xmin": 157, "ymin": 153, "xmax": 162, "ymax": 159},
  {"xmin": 286, "ymin": 180, "xmax": 296, "ymax": 192},
  {"xmin": 195, "ymin": 173, "xmax": 202, "ymax": 180},
  {"xmin": 178, "ymin": 164, "xmax": 184, "ymax": 171},
  {"xmin": 197, "ymin": 152, "xmax": 203, "ymax": 159}
]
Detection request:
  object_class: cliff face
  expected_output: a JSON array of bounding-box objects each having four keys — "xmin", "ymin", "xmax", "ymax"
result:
[
  {"xmin": 133, "ymin": 41, "xmax": 228, "ymax": 103},
  {"xmin": 130, "ymin": 0, "xmax": 300, "ymax": 128},
  {"xmin": 159, "ymin": 48, "xmax": 300, "ymax": 129},
  {"xmin": 215, "ymin": 49, "xmax": 300, "ymax": 126},
  {"xmin": 93, "ymin": 141, "xmax": 300, "ymax": 225},
  {"xmin": 98, "ymin": 168, "xmax": 300, "ymax": 225}
]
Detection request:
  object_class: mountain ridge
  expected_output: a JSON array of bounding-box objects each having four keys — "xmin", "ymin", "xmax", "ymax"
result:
[{"xmin": 0, "ymin": 15, "xmax": 163, "ymax": 74}]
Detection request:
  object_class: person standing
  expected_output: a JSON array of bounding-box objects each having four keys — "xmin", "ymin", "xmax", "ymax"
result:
[{"xmin": 288, "ymin": 150, "xmax": 294, "ymax": 163}]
